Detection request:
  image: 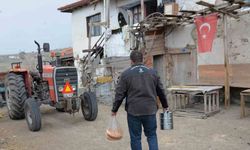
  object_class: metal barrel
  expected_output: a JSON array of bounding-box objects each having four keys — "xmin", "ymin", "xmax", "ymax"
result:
[{"xmin": 160, "ymin": 112, "xmax": 173, "ymax": 130}]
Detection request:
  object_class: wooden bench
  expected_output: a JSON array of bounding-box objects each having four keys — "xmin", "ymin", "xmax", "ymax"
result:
[
  {"xmin": 167, "ymin": 86, "xmax": 222, "ymax": 119},
  {"xmin": 240, "ymin": 89, "xmax": 250, "ymax": 118}
]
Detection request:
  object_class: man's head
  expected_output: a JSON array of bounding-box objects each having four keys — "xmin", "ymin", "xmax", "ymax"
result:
[{"xmin": 130, "ymin": 50, "xmax": 143, "ymax": 65}]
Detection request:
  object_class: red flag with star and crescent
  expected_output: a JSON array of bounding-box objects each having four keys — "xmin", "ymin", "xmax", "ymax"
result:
[{"xmin": 195, "ymin": 13, "xmax": 218, "ymax": 53}]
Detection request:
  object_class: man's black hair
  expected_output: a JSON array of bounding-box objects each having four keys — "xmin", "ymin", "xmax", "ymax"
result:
[{"xmin": 130, "ymin": 50, "xmax": 143, "ymax": 64}]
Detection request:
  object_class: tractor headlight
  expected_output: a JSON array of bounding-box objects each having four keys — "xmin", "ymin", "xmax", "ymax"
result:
[
  {"xmin": 72, "ymin": 85, "xmax": 77, "ymax": 91},
  {"xmin": 58, "ymin": 86, "xmax": 64, "ymax": 92}
]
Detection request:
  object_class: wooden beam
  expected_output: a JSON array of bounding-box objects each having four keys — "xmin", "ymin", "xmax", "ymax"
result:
[
  {"xmin": 196, "ymin": 1, "xmax": 240, "ymax": 18},
  {"xmin": 196, "ymin": 2, "xmax": 230, "ymax": 14},
  {"xmin": 90, "ymin": 0, "xmax": 100, "ymax": 5},
  {"xmin": 223, "ymin": 15, "xmax": 230, "ymax": 108},
  {"xmin": 179, "ymin": 10, "xmax": 197, "ymax": 14},
  {"xmin": 165, "ymin": 14, "xmax": 183, "ymax": 18},
  {"xmin": 196, "ymin": 0, "xmax": 239, "ymax": 18},
  {"xmin": 167, "ymin": 48, "xmax": 191, "ymax": 54},
  {"xmin": 211, "ymin": 7, "xmax": 239, "ymax": 19},
  {"xmin": 196, "ymin": 1, "xmax": 215, "ymax": 7},
  {"xmin": 223, "ymin": 4, "xmax": 241, "ymax": 11},
  {"xmin": 82, "ymin": 49, "xmax": 92, "ymax": 53},
  {"xmin": 223, "ymin": 0, "xmax": 245, "ymax": 5}
]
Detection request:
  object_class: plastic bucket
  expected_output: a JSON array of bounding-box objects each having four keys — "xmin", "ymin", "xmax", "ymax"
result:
[{"xmin": 160, "ymin": 112, "xmax": 173, "ymax": 130}]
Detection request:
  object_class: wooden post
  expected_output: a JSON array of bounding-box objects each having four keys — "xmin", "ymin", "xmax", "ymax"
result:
[
  {"xmin": 216, "ymin": 91, "xmax": 220, "ymax": 110},
  {"xmin": 223, "ymin": 14, "xmax": 230, "ymax": 108},
  {"xmin": 240, "ymin": 93, "xmax": 245, "ymax": 118},
  {"xmin": 141, "ymin": 0, "xmax": 145, "ymax": 20},
  {"xmin": 212, "ymin": 93, "xmax": 216, "ymax": 111},
  {"xmin": 204, "ymin": 94, "xmax": 207, "ymax": 114},
  {"xmin": 208, "ymin": 94, "xmax": 211, "ymax": 113}
]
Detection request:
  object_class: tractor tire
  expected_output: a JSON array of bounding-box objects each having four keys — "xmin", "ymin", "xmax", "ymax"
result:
[
  {"xmin": 5, "ymin": 73, "xmax": 28, "ymax": 120},
  {"xmin": 80, "ymin": 92, "xmax": 98, "ymax": 121},
  {"xmin": 24, "ymin": 98, "xmax": 41, "ymax": 132}
]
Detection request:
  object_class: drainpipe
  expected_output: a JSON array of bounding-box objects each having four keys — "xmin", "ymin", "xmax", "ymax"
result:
[
  {"xmin": 105, "ymin": 0, "xmax": 110, "ymax": 28},
  {"xmin": 141, "ymin": 0, "xmax": 145, "ymax": 20},
  {"xmin": 104, "ymin": 0, "xmax": 110, "ymax": 59}
]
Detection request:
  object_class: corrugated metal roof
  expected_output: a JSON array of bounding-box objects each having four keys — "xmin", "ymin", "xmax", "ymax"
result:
[
  {"xmin": 58, "ymin": 0, "xmax": 90, "ymax": 13},
  {"xmin": 61, "ymin": 48, "xmax": 73, "ymax": 58}
]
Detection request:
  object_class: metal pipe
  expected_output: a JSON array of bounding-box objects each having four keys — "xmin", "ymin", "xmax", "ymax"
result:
[
  {"xmin": 88, "ymin": 22, "xmax": 92, "ymax": 66},
  {"xmin": 104, "ymin": 0, "xmax": 110, "ymax": 28},
  {"xmin": 34, "ymin": 40, "xmax": 43, "ymax": 79},
  {"xmin": 141, "ymin": 0, "xmax": 145, "ymax": 20}
]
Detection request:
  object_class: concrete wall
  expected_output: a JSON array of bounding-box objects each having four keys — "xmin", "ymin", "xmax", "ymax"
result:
[
  {"xmin": 227, "ymin": 15, "xmax": 250, "ymax": 64},
  {"xmin": 166, "ymin": 24, "xmax": 196, "ymax": 49},
  {"xmin": 165, "ymin": 14, "xmax": 250, "ymax": 65},
  {"xmin": 71, "ymin": 0, "xmax": 139, "ymax": 61},
  {"xmin": 198, "ymin": 14, "xmax": 250, "ymax": 65},
  {"xmin": 71, "ymin": 2, "xmax": 104, "ymax": 60},
  {"xmin": 70, "ymin": 0, "xmax": 140, "ymax": 88},
  {"xmin": 165, "ymin": 13, "xmax": 250, "ymax": 87}
]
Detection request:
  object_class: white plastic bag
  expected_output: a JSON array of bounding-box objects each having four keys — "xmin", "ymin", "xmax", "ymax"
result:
[{"xmin": 106, "ymin": 116, "xmax": 123, "ymax": 141}]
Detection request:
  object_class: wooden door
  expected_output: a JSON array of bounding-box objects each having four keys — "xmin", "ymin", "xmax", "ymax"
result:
[
  {"xmin": 153, "ymin": 55, "xmax": 166, "ymax": 87},
  {"xmin": 169, "ymin": 48, "xmax": 197, "ymax": 86}
]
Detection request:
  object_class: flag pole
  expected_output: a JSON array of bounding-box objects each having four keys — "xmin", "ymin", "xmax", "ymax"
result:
[{"xmin": 223, "ymin": 14, "xmax": 230, "ymax": 108}]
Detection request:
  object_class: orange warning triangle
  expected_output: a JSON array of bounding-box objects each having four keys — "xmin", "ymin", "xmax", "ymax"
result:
[{"xmin": 62, "ymin": 81, "xmax": 73, "ymax": 94}]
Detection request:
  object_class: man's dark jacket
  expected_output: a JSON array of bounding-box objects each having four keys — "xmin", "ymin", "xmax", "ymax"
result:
[{"xmin": 112, "ymin": 64, "xmax": 168, "ymax": 116}]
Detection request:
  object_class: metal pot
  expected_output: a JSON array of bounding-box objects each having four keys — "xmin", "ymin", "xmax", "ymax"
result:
[{"xmin": 160, "ymin": 111, "xmax": 173, "ymax": 130}]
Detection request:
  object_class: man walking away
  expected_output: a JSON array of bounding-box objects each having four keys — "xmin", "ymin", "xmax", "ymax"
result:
[{"xmin": 111, "ymin": 50, "xmax": 168, "ymax": 150}]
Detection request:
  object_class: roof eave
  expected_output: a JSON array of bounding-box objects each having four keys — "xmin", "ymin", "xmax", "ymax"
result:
[{"xmin": 58, "ymin": 0, "xmax": 90, "ymax": 13}]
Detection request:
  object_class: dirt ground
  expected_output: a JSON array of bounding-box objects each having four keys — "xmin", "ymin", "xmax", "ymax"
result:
[{"xmin": 0, "ymin": 102, "xmax": 250, "ymax": 150}]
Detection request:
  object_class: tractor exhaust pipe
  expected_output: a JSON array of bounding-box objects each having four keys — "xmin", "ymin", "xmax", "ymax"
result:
[{"xmin": 34, "ymin": 40, "xmax": 43, "ymax": 79}]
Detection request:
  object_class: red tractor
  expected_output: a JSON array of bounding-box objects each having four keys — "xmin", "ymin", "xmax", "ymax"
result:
[{"xmin": 5, "ymin": 41, "xmax": 98, "ymax": 131}]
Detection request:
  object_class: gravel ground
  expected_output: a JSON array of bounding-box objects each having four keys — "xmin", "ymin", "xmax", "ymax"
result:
[{"xmin": 0, "ymin": 103, "xmax": 250, "ymax": 150}]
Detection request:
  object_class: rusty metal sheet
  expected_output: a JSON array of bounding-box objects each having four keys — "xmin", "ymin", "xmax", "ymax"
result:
[{"xmin": 198, "ymin": 64, "xmax": 250, "ymax": 88}]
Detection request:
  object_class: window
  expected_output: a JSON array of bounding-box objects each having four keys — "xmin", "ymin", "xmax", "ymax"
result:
[
  {"xmin": 86, "ymin": 13, "xmax": 101, "ymax": 37},
  {"xmin": 130, "ymin": 5, "xmax": 142, "ymax": 24},
  {"xmin": 129, "ymin": 1, "xmax": 158, "ymax": 24}
]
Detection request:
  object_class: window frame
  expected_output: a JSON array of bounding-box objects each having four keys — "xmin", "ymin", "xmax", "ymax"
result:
[
  {"xmin": 130, "ymin": 5, "xmax": 142, "ymax": 24},
  {"xmin": 86, "ymin": 13, "xmax": 101, "ymax": 37}
]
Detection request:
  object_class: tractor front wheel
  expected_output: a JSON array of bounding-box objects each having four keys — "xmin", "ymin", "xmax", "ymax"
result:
[
  {"xmin": 80, "ymin": 92, "xmax": 98, "ymax": 121},
  {"xmin": 24, "ymin": 98, "xmax": 41, "ymax": 132}
]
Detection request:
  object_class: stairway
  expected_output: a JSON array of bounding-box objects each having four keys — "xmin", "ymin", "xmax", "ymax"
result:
[{"xmin": 81, "ymin": 32, "xmax": 105, "ymax": 67}]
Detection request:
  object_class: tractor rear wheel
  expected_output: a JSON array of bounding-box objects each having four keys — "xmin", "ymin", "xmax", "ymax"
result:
[
  {"xmin": 5, "ymin": 73, "xmax": 28, "ymax": 119},
  {"xmin": 80, "ymin": 92, "xmax": 98, "ymax": 121},
  {"xmin": 24, "ymin": 98, "xmax": 41, "ymax": 132}
]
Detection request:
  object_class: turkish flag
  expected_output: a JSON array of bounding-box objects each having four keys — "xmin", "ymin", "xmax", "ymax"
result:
[{"xmin": 195, "ymin": 13, "xmax": 218, "ymax": 53}]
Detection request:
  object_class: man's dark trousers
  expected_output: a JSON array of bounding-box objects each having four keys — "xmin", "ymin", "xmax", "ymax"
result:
[{"xmin": 127, "ymin": 113, "xmax": 158, "ymax": 150}]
